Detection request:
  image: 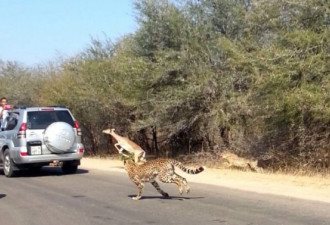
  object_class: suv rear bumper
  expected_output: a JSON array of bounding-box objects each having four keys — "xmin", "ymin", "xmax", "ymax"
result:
[{"xmin": 10, "ymin": 147, "xmax": 84, "ymax": 165}]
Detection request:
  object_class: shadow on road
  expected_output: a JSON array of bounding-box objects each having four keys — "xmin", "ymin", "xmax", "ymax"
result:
[
  {"xmin": 128, "ymin": 195, "xmax": 204, "ymax": 201},
  {"xmin": 0, "ymin": 166, "xmax": 89, "ymax": 178},
  {"xmin": 111, "ymin": 166, "xmax": 124, "ymax": 169},
  {"xmin": 0, "ymin": 194, "xmax": 6, "ymax": 199}
]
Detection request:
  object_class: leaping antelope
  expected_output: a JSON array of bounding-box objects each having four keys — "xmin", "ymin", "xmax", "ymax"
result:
[{"xmin": 103, "ymin": 128, "xmax": 146, "ymax": 164}]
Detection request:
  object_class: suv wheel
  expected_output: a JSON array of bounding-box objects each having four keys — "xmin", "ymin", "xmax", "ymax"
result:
[
  {"xmin": 3, "ymin": 149, "xmax": 17, "ymax": 177},
  {"xmin": 61, "ymin": 163, "xmax": 78, "ymax": 174},
  {"xmin": 44, "ymin": 122, "xmax": 75, "ymax": 153}
]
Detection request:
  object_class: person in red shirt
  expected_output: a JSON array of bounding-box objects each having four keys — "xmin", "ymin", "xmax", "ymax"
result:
[{"xmin": 0, "ymin": 97, "xmax": 13, "ymax": 130}]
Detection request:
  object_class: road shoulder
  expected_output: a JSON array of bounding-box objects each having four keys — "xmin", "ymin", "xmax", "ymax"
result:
[{"xmin": 81, "ymin": 157, "xmax": 330, "ymax": 203}]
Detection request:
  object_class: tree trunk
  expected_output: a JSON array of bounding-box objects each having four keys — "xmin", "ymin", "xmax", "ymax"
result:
[{"xmin": 152, "ymin": 126, "xmax": 159, "ymax": 157}]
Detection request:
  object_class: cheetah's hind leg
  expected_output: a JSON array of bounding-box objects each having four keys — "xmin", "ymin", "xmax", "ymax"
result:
[
  {"xmin": 159, "ymin": 173, "xmax": 188, "ymax": 195},
  {"xmin": 174, "ymin": 172, "xmax": 190, "ymax": 194}
]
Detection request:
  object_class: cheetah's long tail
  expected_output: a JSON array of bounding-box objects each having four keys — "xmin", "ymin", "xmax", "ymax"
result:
[{"xmin": 171, "ymin": 160, "xmax": 205, "ymax": 174}]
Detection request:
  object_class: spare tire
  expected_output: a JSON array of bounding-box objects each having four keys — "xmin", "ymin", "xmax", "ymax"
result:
[{"xmin": 44, "ymin": 122, "xmax": 75, "ymax": 153}]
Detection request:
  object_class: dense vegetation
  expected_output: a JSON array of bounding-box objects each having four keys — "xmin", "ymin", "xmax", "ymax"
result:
[{"xmin": 1, "ymin": 0, "xmax": 329, "ymax": 172}]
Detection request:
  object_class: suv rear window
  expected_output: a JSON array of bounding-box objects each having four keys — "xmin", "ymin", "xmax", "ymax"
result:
[{"xmin": 27, "ymin": 110, "xmax": 75, "ymax": 129}]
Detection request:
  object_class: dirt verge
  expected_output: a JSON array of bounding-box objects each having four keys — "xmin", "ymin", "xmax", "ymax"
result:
[{"xmin": 81, "ymin": 157, "xmax": 330, "ymax": 203}]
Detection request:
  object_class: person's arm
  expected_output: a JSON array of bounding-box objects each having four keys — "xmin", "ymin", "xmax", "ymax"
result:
[{"xmin": 5, "ymin": 104, "xmax": 12, "ymax": 110}]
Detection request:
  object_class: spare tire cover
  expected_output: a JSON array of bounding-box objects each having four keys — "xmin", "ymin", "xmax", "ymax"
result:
[{"xmin": 44, "ymin": 122, "xmax": 75, "ymax": 153}]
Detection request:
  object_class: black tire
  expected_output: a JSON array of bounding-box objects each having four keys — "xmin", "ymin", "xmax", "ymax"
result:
[
  {"xmin": 61, "ymin": 164, "xmax": 78, "ymax": 174},
  {"xmin": 3, "ymin": 149, "xmax": 17, "ymax": 177}
]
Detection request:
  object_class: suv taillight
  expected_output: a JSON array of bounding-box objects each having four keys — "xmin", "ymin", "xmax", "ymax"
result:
[
  {"xmin": 74, "ymin": 121, "xmax": 82, "ymax": 136},
  {"xmin": 18, "ymin": 123, "xmax": 27, "ymax": 139}
]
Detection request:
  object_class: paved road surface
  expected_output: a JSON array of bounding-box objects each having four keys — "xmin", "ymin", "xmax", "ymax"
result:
[{"xmin": 0, "ymin": 167, "xmax": 329, "ymax": 225}]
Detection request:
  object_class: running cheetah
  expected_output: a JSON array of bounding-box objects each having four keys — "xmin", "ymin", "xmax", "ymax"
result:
[{"xmin": 123, "ymin": 155, "xmax": 205, "ymax": 200}]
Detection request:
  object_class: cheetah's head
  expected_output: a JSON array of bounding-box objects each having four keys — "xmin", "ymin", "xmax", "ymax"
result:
[{"xmin": 121, "ymin": 152, "xmax": 135, "ymax": 164}]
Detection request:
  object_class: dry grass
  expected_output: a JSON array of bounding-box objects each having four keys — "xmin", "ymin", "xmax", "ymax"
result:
[
  {"xmin": 176, "ymin": 151, "xmax": 330, "ymax": 177},
  {"xmin": 177, "ymin": 151, "xmax": 225, "ymax": 168},
  {"xmin": 89, "ymin": 151, "xmax": 330, "ymax": 177}
]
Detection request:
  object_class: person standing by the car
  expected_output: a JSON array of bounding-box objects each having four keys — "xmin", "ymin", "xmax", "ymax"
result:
[{"xmin": 0, "ymin": 97, "xmax": 12, "ymax": 131}]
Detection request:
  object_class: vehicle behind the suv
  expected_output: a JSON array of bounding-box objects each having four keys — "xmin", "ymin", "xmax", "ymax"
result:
[{"xmin": 0, "ymin": 106, "xmax": 84, "ymax": 177}]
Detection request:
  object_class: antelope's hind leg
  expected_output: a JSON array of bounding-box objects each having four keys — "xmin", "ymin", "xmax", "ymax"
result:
[{"xmin": 151, "ymin": 181, "xmax": 169, "ymax": 198}]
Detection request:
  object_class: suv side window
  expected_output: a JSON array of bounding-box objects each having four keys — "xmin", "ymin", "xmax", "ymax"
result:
[{"xmin": 5, "ymin": 112, "xmax": 19, "ymax": 131}]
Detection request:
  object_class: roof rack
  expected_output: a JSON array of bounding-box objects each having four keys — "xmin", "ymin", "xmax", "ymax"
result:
[
  {"xmin": 13, "ymin": 106, "xmax": 26, "ymax": 109},
  {"xmin": 47, "ymin": 105, "xmax": 67, "ymax": 108}
]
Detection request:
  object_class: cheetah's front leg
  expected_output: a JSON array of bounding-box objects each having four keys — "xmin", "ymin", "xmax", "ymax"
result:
[{"xmin": 131, "ymin": 179, "xmax": 144, "ymax": 200}]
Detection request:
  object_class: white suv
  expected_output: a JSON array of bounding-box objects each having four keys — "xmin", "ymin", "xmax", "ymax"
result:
[{"xmin": 0, "ymin": 106, "xmax": 84, "ymax": 177}]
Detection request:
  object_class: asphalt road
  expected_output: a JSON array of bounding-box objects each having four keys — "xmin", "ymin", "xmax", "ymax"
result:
[{"xmin": 0, "ymin": 167, "xmax": 330, "ymax": 225}]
